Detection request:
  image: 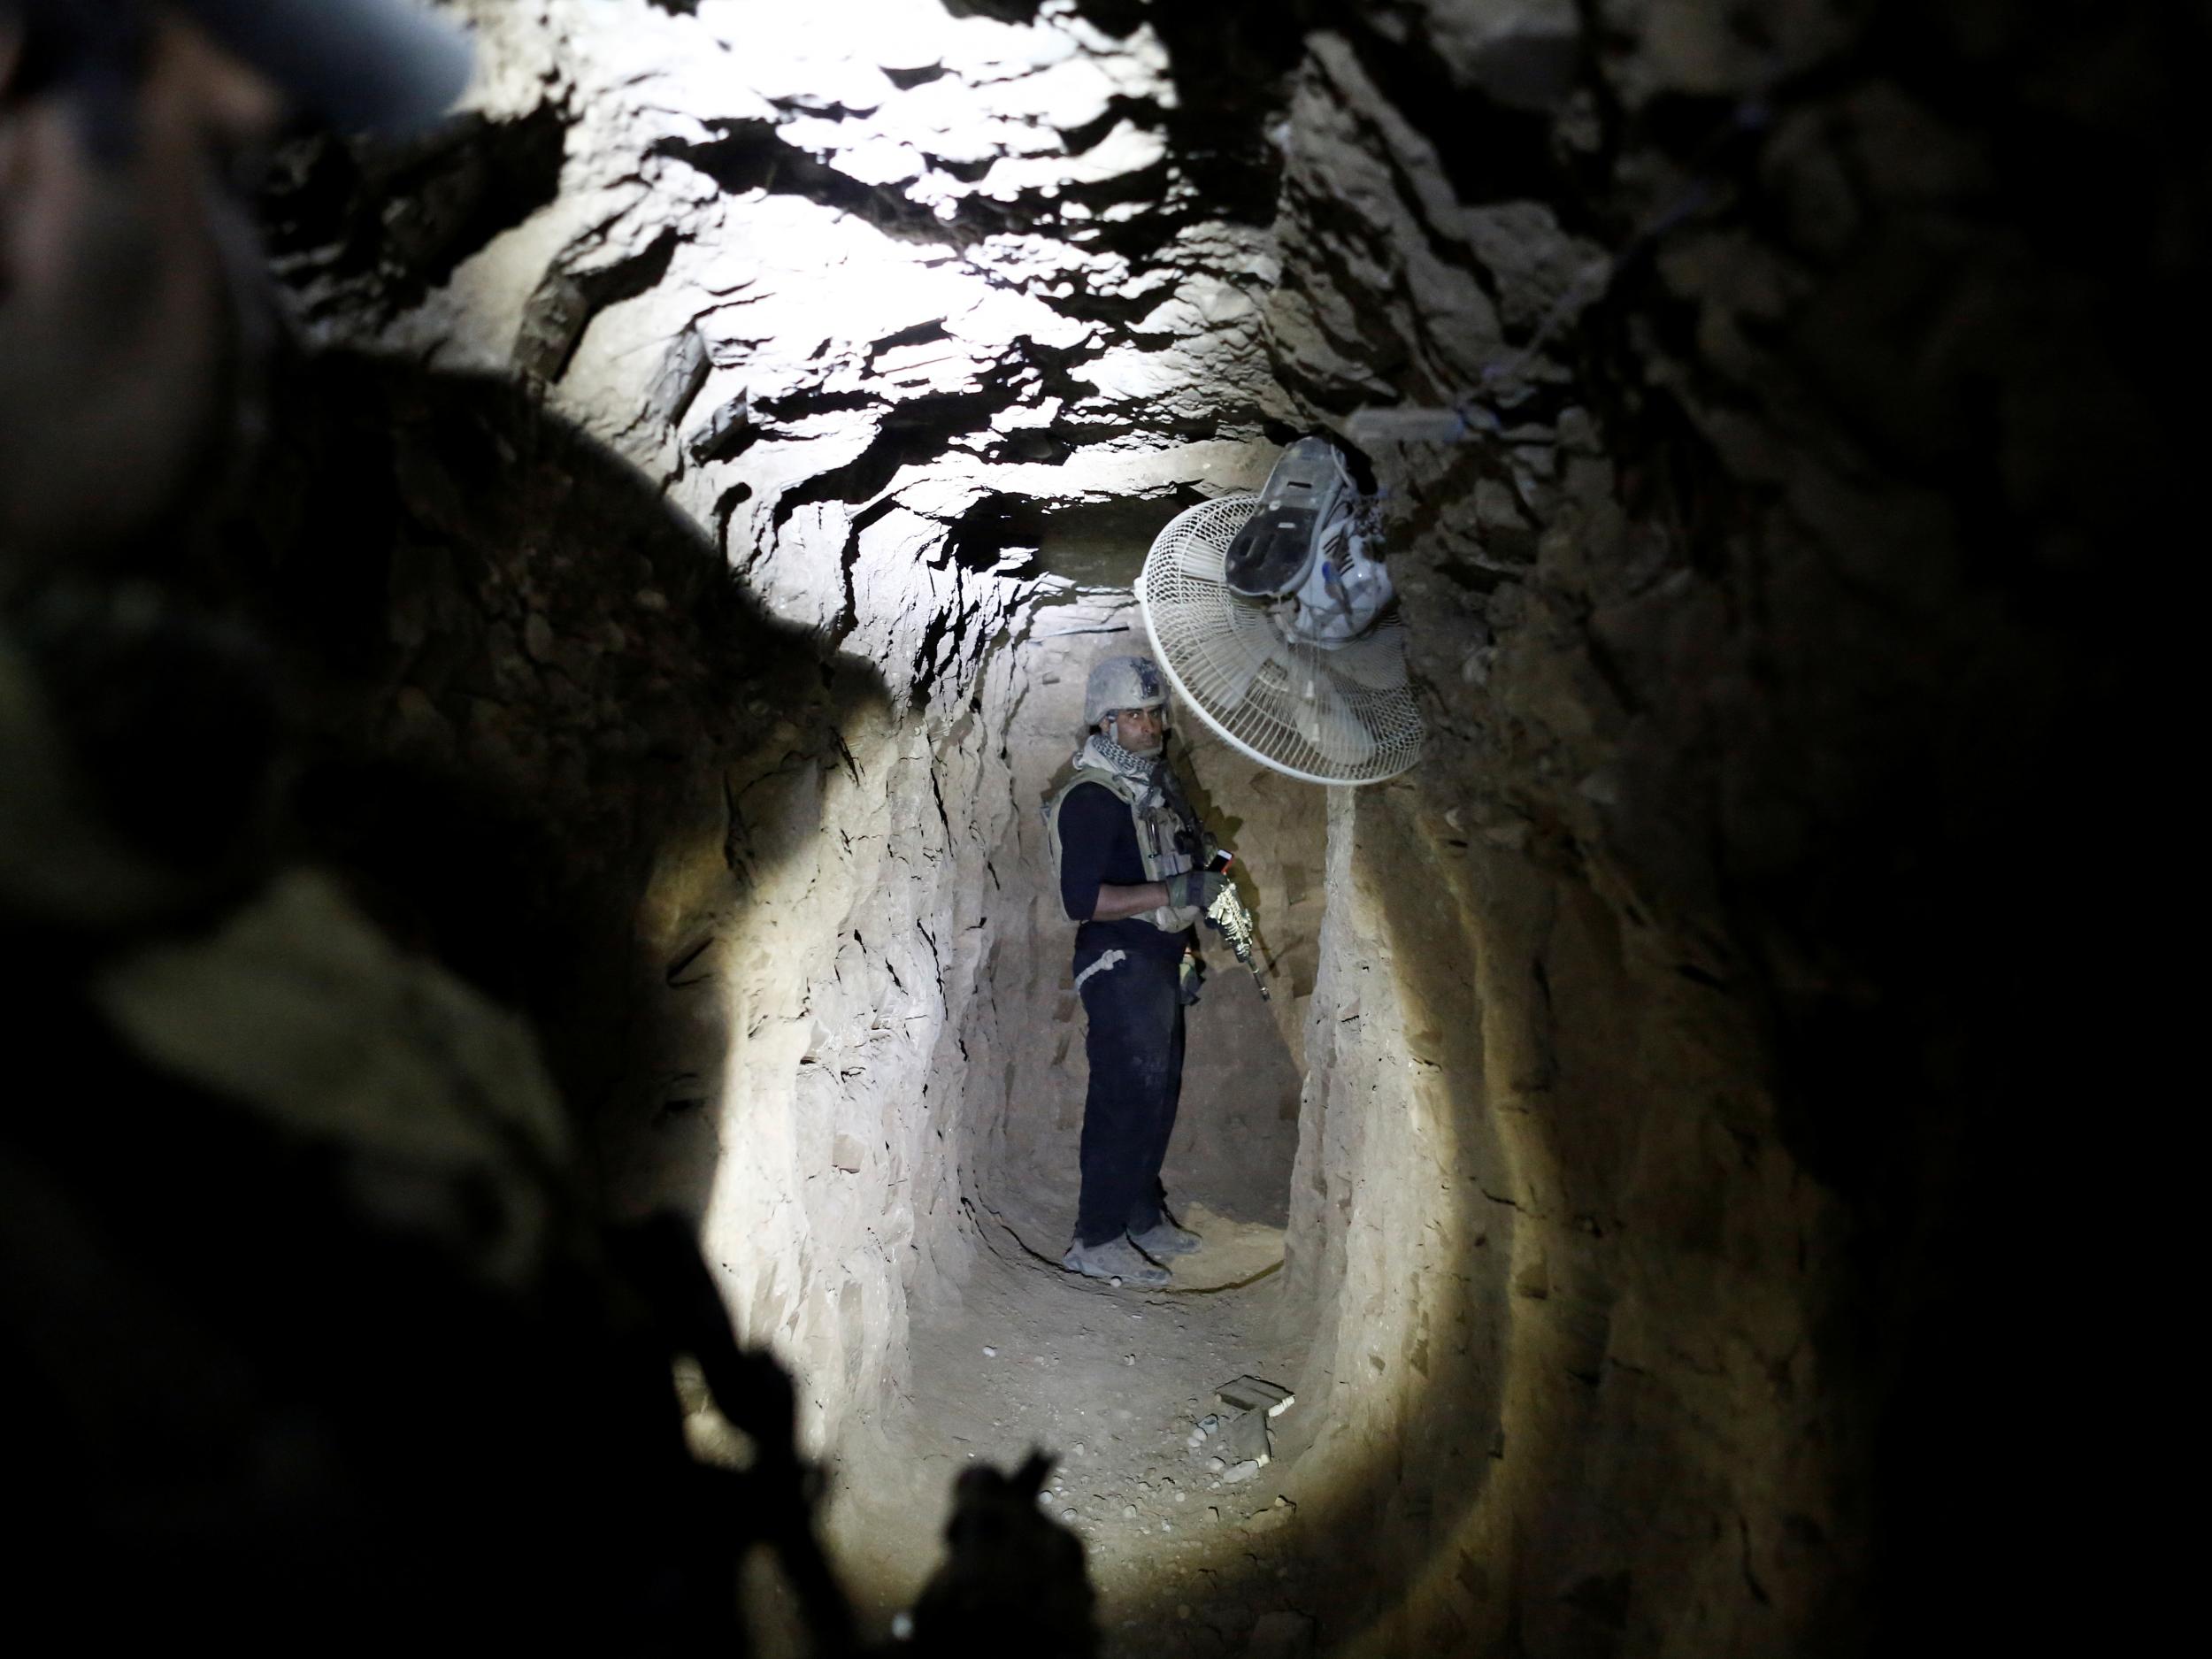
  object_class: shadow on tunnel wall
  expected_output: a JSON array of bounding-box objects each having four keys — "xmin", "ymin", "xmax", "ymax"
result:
[
  {"xmin": 188, "ymin": 348, "xmax": 895, "ymax": 1223},
  {"xmin": 0, "ymin": 339, "xmax": 914, "ymax": 1649}
]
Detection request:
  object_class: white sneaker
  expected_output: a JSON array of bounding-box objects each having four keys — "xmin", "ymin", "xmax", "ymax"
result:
[{"xmin": 1060, "ymin": 1236, "xmax": 1170, "ymax": 1286}]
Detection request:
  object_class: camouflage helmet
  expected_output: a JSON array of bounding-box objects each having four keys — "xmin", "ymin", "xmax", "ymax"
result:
[{"xmin": 1085, "ymin": 655, "xmax": 1167, "ymax": 728}]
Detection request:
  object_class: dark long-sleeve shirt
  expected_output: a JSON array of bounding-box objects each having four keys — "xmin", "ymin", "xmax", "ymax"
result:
[{"xmin": 1056, "ymin": 780, "xmax": 1191, "ymax": 965}]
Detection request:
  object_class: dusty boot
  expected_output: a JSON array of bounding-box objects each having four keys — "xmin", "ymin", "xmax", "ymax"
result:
[
  {"xmin": 1128, "ymin": 1217, "xmax": 1201, "ymax": 1257},
  {"xmin": 1061, "ymin": 1235, "xmax": 1170, "ymax": 1286}
]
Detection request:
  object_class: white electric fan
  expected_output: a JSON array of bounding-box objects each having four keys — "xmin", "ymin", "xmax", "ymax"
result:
[{"xmin": 1136, "ymin": 438, "xmax": 1424, "ymax": 786}]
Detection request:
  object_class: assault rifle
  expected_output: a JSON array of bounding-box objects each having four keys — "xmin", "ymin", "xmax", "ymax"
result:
[{"xmin": 1202, "ymin": 849, "xmax": 1270, "ymax": 1000}]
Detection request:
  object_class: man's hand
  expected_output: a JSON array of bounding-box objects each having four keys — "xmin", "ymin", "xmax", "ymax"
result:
[{"xmin": 1165, "ymin": 870, "xmax": 1227, "ymax": 910}]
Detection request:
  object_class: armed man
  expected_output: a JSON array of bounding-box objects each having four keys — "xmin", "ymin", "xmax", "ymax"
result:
[{"xmin": 1046, "ymin": 655, "xmax": 1238, "ymax": 1286}]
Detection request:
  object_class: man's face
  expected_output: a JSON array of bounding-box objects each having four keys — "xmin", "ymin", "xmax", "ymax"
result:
[
  {"xmin": 0, "ymin": 11, "xmax": 283, "ymax": 565},
  {"xmin": 1106, "ymin": 704, "xmax": 1164, "ymax": 757}
]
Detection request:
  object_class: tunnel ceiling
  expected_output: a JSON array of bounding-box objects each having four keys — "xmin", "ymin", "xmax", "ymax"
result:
[{"xmin": 264, "ymin": 0, "xmax": 2162, "ymax": 930}]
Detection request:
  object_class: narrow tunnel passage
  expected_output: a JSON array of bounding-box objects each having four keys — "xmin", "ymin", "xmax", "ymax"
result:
[
  {"xmin": 265, "ymin": 0, "xmax": 2174, "ymax": 1646},
  {"xmin": 4, "ymin": 0, "xmax": 2174, "ymax": 1655},
  {"xmin": 811, "ymin": 518, "xmax": 1325, "ymax": 1646}
]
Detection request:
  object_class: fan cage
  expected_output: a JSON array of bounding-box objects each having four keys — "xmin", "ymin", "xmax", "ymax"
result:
[{"xmin": 1137, "ymin": 494, "xmax": 1425, "ymax": 787}]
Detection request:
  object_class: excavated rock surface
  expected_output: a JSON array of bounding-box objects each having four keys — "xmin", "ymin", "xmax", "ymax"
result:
[
  {"xmin": 259, "ymin": 0, "xmax": 1325, "ymax": 1463},
  {"xmin": 249, "ymin": 1, "xmax": 2175, "ymax": 1653}
]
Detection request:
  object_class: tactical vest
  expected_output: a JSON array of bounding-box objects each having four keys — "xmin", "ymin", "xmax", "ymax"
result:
[{"xmin": 1045, "ymin": 759, "xmax": 1202, "ymax": 934}]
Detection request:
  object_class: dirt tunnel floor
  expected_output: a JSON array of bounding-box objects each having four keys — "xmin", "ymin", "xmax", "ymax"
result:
[
  {"xmin": 823, "ymin": 954, "xmax": 1318, "ymax": 1655},
  {"xmin": 826, "ymin": 1237, "xmax": 1319, "ymax": 1658}
]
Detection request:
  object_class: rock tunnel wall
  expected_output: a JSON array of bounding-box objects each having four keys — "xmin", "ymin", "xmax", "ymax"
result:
[
  {"xmin": 209, "ymin": 347, "xmax": 991, "ymax": 1448},
  {"xmin": 247, "ymin": 0, "xmax": 2170, "ymax": 1649},
  {"xmin": 1276, "ymin": 783, "xmax": 1845, "ymax": 1655},
  {"xmin": 258, "ymin": 0, "xmax": 1354, "ymax": 1453},
  {"xmin": 260, "ymin": 0, "xmax": 1316, "ymax": 1452}
]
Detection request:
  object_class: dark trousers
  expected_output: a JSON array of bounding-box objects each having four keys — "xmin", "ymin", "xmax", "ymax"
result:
[{"xmin": 1073, "ymin": 949, "xmax": 1187, "ymax": 1247}]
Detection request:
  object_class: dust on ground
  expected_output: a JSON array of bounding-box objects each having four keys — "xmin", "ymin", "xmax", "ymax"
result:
[
  {"xmin": 818, "ymin": 881, "xmax": 1319, "ymax": 1655},
  {"xmin": 826, "ymin": 1225, "xmax": 1320, "ymax": 1657}
]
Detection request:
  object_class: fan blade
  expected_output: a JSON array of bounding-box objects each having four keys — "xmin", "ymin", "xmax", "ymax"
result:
[
  {"xmin": 1209, "ymin": 601, "xmax": 1278, "ymax": 706},
  {"xmin": 1169, "ymin": 595, "xmax": 1269, "ymax": 709},
  {"xmin": 1174, "ymin": 529, "xmax": 1225, "ymax": 581},
  {"xmin": 1326, "ymin": 621, "xmax": 1413, "ymax": 692},
  {"xmin": 1294, "ymin": 664, "xmax": 1377, "ymax": 768}
]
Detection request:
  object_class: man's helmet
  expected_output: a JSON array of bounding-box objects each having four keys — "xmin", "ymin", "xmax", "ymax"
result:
[{"xmin": 1085, "ymin": 655, "xmax": 1167, "ymax": 729}]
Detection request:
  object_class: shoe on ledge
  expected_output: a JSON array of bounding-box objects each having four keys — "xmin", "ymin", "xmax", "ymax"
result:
[{"xmin": 1061, "ymin": 1235, "xmax": 1171, "ymax": 1286}]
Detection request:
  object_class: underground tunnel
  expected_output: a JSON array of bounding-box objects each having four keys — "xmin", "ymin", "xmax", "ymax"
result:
[{"xmin": 1, "ymin": 0, "xmax": 2172, "ymax": 1654}]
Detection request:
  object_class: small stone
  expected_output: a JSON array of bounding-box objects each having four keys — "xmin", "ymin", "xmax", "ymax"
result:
[
  {"xmin": 523, "ymin": 612, "xmax": 556, "ymax": 664},
  {"xmin": 1062, "ymin": 1509, "xmax": 1078, "ymax": 1522},
  {"xmin": 1224, "ymin": 1459, "xmax": 1262, "ymax": 1483},
  {"xmin": 1125, "ymin": 1355, "xmax": 1136, "ymax": 1366},
  {"xmin": 1123, "ymin": 1505, "xmax": 1138, "ymax": 1519},
  {"xmin": 1206, "ymin": 1457, "xmax": 1225, "ymax": 1473},
  {"xmin": 1071, "ymin": 1443, "xmax": 1086, "ymax": 1457},
  {"xmin": 982, "ymin": 1346, "xmax": 997, "ymax": 1357},
  {"xmin": 1161, "ymin": 1520, "xmax": 1173, "ymax": 1532},
  {"xmin": 1198, "ymin": 1415, "xmax": 1218, "ymax": 1432}
]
